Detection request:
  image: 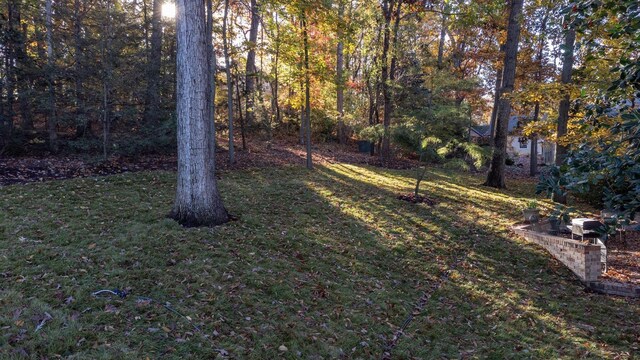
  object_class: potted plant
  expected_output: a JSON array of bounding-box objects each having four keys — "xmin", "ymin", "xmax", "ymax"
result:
[
  {"xmin": 522, "ymin": 200, "xmax": 540, "ymax": 223},
  {"xmin": 548, "ymin": 204, "xmax": 574, "ymax": 235}
]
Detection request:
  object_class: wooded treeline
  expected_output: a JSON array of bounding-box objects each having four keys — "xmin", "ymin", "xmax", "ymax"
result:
[
  {"xmin": 0, "ymin": 0, "xmax": 636, "ymax": 194},
  {"xmin": 0, "ymin": 0, "xmax": 561, "ymax": 157}
]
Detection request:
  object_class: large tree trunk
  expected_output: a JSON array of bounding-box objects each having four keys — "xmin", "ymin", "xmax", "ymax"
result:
[
  {"xmin": 171, "ymin": 0, "xmax": 229, "ymax": 227},
  {"xmin": 302, "ymin": 11, "xmax": 312, "ymax": 169},
  {"xmin": 222, "ymin": 0, "xmax": 235, "ymax": 164},
  {"xmin": 484, "ymin": 0, "xmax": 524, "ymax": 189},
  {"xmin": 45, "ymin": 0, "xmax": 58, "ymax": 153},
  {"xmin": 553, "ymin": 29, "xmax": 576, "ymax": 204},
  {"xmin": 245, "ymin": 0, "xmax": 260, "ymax": 127},
  {"xmin": 336, "ymin": 0, "xmax": 346, "ymax": 145},
  {"xmin": 143, "ymin": 0, "xmax": 163, "ymax": 124}
]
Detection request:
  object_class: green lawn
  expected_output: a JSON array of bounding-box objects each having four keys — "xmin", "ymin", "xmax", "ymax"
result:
[{"xmin": 1, "ymin": 164, "xmax": 638, "ymax": 359}]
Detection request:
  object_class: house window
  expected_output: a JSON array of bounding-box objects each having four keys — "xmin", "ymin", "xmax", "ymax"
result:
[{"xmin": 519, "ymin": 137, "xmax": 528, "ymax": 148}]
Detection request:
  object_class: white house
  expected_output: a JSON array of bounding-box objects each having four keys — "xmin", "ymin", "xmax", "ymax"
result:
[{"xmin": 470, "ymin": 116, "xmax": 556, "ymax": 166}]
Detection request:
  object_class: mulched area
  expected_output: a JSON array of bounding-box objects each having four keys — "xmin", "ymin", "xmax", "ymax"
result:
[
  {"xmin": 0, "ymin": 138, "xmax": 420, "ymax": 186},
  {"xmin": 601, "ymin": 232, "xmax": 640, "ymax": 285}
]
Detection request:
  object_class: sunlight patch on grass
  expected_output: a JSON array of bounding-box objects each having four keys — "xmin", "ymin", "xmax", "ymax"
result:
[{"xmin": 1, "ymin": 165, "xmax": 638, "ymax": 359}]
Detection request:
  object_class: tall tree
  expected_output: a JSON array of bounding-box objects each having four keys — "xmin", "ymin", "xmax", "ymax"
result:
[
  {"xmin": 552, "ymin": 27, "xmax": 576, "ymax": 204},
  {"xmin": 245, "ymin": 0, "xmax": 260, "ymax": 127},
  {"xmin": 302, "ymin": 9, "xmax": 312, "ymax": 169},
  {"xmin": 45, "ymin": 0, "xmax": 58, "ymax": 152},
  {"xmin": 170, "ymin": 0, "xmax": 229, "ymax": 227},
  {"xmin": 380, "ymin": 0, "xmax": 393, "ymax": 161},
  {"xmin": 143, "ymin": 0, "xmax": 163, "ymax": 124},
  {"xmin": 336, "ymin": 0, "xmax": 346, "ymax": 144},
  {"xmin": 484, "ymin": 0, "xmax": 524, "ymax": 188},
  {"xmin": 73, "ymin": 0, "xmax": 88, "ymax": 137},
  {"xmin": 222, "ymin": 0, "xmax": 235, "ymax": 163},
  {"xmin": 529, "ymin": 8, "xmax": 550, "ymax": 177}
]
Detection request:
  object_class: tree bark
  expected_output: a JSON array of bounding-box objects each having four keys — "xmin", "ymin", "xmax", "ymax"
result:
[
  {"xmin": 222, "ymin": 0, "xmax": 235, "ymax": 163},
  {"xmin": 171, "ymin": 0, "xmax": 229, "ymax": 227},
  {"xmin": 143, "ymin": 0, "xmax": 163, "ymax": 124},
  {"xmin": 553, "ymin": 28, "xmax": 576, "ymax": 204},
  {"xmin": 484, "ymin": 0, "xmax": 524, "ymax": 189},
  {"xmin": 245, "ymin": 0, "xmax": 260, "ymax": 127}
]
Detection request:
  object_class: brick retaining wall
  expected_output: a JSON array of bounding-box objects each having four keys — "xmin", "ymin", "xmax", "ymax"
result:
[
  {"xmin": 513, "ymin": 223, "xmax": 639, "ymax": 297},
  {"xmin": 512, "ymin": 224, "xmax": 602, "ymax": 282}
]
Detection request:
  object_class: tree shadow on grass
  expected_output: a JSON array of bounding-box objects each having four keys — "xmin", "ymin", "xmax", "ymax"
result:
[
  {"xmin": 0, "ymin": 165, "xmax": 638, "ymax": 359},
  {"xmin": 310, "ymin": 164, "xmax": 640, "ymax": 358}
]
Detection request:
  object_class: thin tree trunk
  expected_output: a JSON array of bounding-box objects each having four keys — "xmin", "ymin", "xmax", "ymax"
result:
[
  {"xmin": 171, "ymin": 0, "xmax": 229, "ymax": 227},
  {"xmin": 235, "ymin": 64, "xmax": 247, "ymax": 150},
  {"xmin": 530, "ymin": 103, "xmax": 539, "ymax": 176},
  {"xmin": 271, "ymin": 12, "xmax": 281, "ymax": 126},
  {"xmin": 488, "ymin": 63, "xmax": 502, "ymax": 144},
  {"xmin": 245, "ymin": 0, "xmax": 260, "ymax": 127},
  {"xmin": 436, "ymin": 10, "xmax": 447, "ymax": 69},
  {"xmin": 207, "ymin": 0, "xmax": 217, "ymax": 171},
  {"xmin": 553, "ymin": 28, "xmax": 576, "ymax": 204},
  {"xmin": 45, "ymin": 0, "xmax": 58, "ymax": 153},
  {"xmin": 380, "ymin": 0, "xmax": 392, "ymax": 161},
  {"xmin": 302, "ymin": 11, "xmax": 312, "ymax": 169},
  {"xmin": 14, "ymin": 6, "xmax": 33, "ymax": 132},
  {"xmin": 74, "ymin": 0, "xmax": 87, "ymax": 138},
  {"xmin": 222, "ymin": 0, "xmax": 235, "ymax": 163},
  {"xmin": 143, "ymin": 0, "xmax": 163, "ymax": 123},
  {"xmin": 5, "ymin": 1, "xmax": 16, "ymax": 133},
  {"xmin": 102, "ymin": 0, "xmax": 112, "ymax": 160},
  {"xmin": 142, "ymin": 0, "xmax": 150, "ymax": 51},
  {"xmin": 484, "ymin": 0, "xmax": 524, "ymax": 189},
  {"xmin": 336, "ymin": 0, "xmax": 346, "ymax": 144},
  {"xmin": 530, "ymin": 11, "xmax": 549, "ymax": 177}
]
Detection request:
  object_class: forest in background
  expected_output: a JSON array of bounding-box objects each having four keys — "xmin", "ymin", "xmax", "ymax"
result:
[
  {"xmin": 0, "ymin": 0, "xmax": 585, "ymax": 156},
  {"xmin": 0, "ymin": 0, "xmax": 638, "ymax": 212}
]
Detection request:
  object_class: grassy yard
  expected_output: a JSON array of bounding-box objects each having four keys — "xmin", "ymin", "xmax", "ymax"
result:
[{"xmin": 1, "ymin": 164, "xmax": 638, "ymax": 359}]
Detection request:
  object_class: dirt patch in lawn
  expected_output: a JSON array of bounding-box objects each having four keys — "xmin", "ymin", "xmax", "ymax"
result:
[{"xmin": 396, "ymin": 193, "xmax": 437, "ymax": 206}]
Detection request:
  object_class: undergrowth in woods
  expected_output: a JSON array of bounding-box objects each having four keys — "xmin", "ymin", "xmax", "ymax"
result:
[{"xmin": 1, "ymin": 165, "xmax": 638, "ymax": 359}]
